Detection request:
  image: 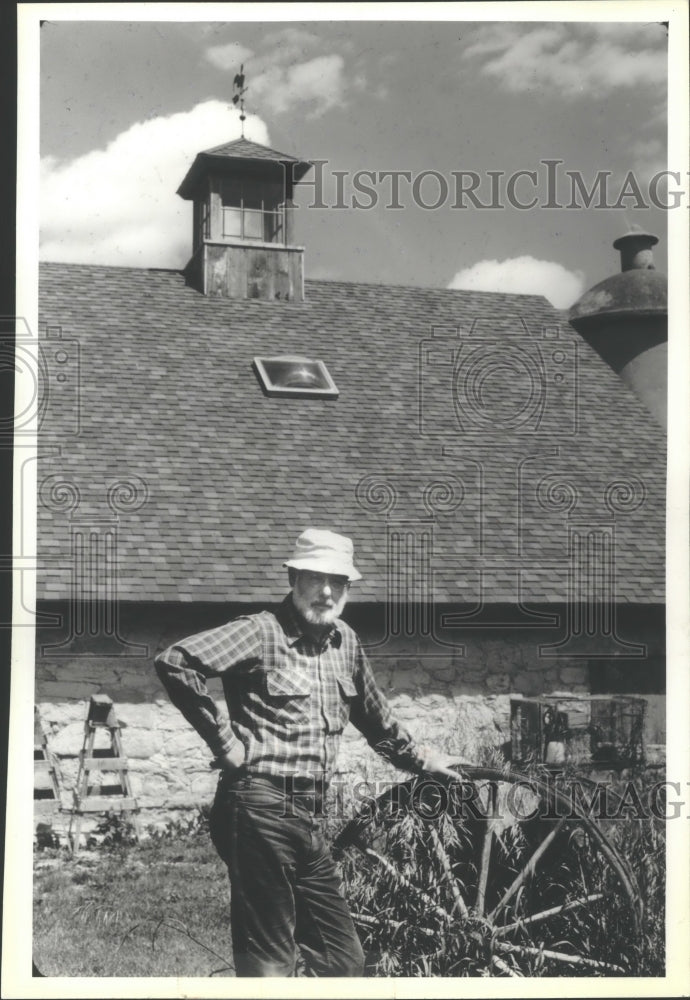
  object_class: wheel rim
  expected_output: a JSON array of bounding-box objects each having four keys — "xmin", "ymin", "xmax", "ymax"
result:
[{"xmin": 334, "ymin": 765, "xmax": 644, "ymax": 977}]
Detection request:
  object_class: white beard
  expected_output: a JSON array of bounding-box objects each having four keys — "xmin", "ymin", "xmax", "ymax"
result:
[{"xmin": 292, "ymin": 585, "xmax": 349, "ymax": 627}]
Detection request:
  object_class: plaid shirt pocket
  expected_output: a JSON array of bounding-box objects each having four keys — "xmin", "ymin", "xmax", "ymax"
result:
[{"xmin": 262, "ymin": 668, "xmax": 312, "ymax": 725}]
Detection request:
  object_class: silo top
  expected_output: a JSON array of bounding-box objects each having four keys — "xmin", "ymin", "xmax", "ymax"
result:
[
  {"xmin": 569, "ymin": 227, "xmax": 666, "ymax": 329},
  {"xmin": 569, "ymin": 269, "xmax": 667, "ymax": 327}
]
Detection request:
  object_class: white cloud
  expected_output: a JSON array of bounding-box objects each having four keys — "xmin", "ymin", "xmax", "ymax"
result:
[
  {"xmin": 252, "ymin": 55, "xmax": 347, "ymax": 117},
  {"xmin": 40, "ymin": 101, "xmax": 269, "ymax": 267},
  {"xmin": 203, "ymin": 27, "xmax": 351, "ymax": 118},
  {"xmin": 260, "ymin": 26, "xmax": 322, "ymax": 61},
  {"xmin": 448, "ymin": 256, "xmax": 585, "ymax": 309},
  {"xmin": 464, "ymin": 22, "xmax": 667, "ymax": 99},
  {"xmin": 205, "ymin": 41, "xmax": 253, "ymax": 71}
]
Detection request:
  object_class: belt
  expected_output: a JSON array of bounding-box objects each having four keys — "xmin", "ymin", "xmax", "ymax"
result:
[
  {"xmin": 219, "ymin": 768, "xmax": 326, "ymax": 795},
  {"xmin": 233, "ymin": 771, "xmax": 327, "ymax": 816},
  {"xmin": 251, "ymin": 772, "xmax": 326, "ymax": 795}
]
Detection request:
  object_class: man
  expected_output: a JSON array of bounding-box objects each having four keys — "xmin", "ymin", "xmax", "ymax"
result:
[{"xmin": 155, "ymin": 528, "xmax": 456, "ymax": 977}]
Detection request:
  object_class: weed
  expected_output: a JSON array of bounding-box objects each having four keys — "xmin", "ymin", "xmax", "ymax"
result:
[
  {"xmin": 145, "ymin": 805, "xmax": 211, "ymax": 842},
  {"xmin": 34, "ymin": 823, "xmax": 60, "ymax": 851},
  {"xmin": 337, "ymin": 764, "xmax": 665, "ymax": 977},
  {"xmin": 87, "ymin": 811, "xmax": 138, "ymax": 850}
]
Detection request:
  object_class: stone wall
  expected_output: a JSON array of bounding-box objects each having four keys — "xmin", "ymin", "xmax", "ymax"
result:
[{"xmin": 33, "ymin": 601, "xmax": 665, "ymax": 836}]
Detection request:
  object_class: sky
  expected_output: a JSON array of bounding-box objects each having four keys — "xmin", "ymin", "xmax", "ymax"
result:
[{"xmin": 36, "ymin": 11, "xmax": 673, "ymax": 310}]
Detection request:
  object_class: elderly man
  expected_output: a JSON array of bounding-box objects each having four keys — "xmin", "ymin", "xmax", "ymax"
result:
[{"xmin": 155, "ymin": 528, "xmax": 454, "ymax": 978}]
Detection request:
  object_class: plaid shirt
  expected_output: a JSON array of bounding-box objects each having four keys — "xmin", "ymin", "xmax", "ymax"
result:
[{"xmin": 155, "ymin": 595, "xmax": 423, "ymax": 783}]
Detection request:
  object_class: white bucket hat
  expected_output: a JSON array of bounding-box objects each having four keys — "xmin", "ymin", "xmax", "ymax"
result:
[{"xmin": 283, "ymin": 528, "xmax": 362, "ymax": 582}]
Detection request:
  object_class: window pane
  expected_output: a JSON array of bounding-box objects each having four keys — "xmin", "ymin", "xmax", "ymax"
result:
[
  {"xmin": 243, "ymin": 209, "xmax": 263, "ymax": 240},
  {"xmin": 223, "ymin": 207, "xmax": 242, "ymax": 237},
  {"xmin": 266, "ymin": 360, "xmax": 329, "ymax": 389}
]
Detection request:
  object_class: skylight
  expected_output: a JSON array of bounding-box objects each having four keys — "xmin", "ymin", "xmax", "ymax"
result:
[{"xmin": 253, "ymin": 356, "xmax": 339, "ymax": 399}]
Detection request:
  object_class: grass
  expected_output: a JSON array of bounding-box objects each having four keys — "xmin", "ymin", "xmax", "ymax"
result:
[{"xmin": 33, "ymin": 817, "xmax": 236, "ymax": 978}]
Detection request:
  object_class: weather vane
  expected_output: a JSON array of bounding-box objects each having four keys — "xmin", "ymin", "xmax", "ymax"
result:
[{"xmin": 232, "ymin": 64, "xmax": 248, "ymax": 137}]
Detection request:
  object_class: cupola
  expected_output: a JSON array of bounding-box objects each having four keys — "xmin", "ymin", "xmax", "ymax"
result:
[
  {"xmin": 177, "ymin": 137, "xmax": 312, "ymax": 301},
  {"xmin": 568, "ymin": 226, "xmax": 667, "ymax": 429}
]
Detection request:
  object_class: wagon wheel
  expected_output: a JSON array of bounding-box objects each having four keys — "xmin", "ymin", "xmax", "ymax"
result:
[{"xmin": 334, "ymin": 765, "xmax": 643, "ymax": 977}]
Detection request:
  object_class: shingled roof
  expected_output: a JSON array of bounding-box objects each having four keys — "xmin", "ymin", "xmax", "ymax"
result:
[
  {"xmin": 203, "ymin": 137, "xmax": 307, "ymax": 162},
  {"xmin": 37, "ymin": 262, "xmax": 665, "ymax": 605},
  {"xmin": 177, "ymin": 137, "xmax": 312, "ymax": 199}
]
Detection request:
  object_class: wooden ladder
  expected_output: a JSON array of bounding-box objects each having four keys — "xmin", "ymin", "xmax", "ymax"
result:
[
  {"xmin": 34, "ymin": 706, "xmax": 61, "ymax": 804},
  {"xmin": 69, "ymin": 694, "xmax": 140, "ymax": 855}
]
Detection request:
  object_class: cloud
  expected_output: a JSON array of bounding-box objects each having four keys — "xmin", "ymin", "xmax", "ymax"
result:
[
  {"xmin": 260, "ymin": 26, "xmax": 323, "ymax": 61},
  {"xmin": 448, "ymin": 256, "xmax": 586, "ymax": 309},
  {"xmin": 464, "ymin": 22, "xmax": 667, "ymax": 99},
  {"xmin": 205, "ymin": 41, "xmax": 253, "ymax": 71},
  {"xmin": 252, "ymin": 55, "xmax": 347, "ymax": 117},
  {"xmin": 40, "ymin": 101, "xmax": 269, "ymax": 268},
  {"xmin": 203, "ymin": 27, "xmax": 351, "ymax": 118}
]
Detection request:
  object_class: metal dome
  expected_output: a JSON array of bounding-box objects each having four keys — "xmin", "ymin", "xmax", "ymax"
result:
[
  {"xmin": 568, "ymin": 268, "xmax": 667, "ymax": 328},
  {"xmin": 568, "ymin": 227, "xmax": 666, "ymax": 329}
]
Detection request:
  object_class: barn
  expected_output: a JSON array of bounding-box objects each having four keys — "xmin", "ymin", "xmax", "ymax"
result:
[{"xmin": 33, "ymin": 137, "xmax": 666, "ymax": 831}]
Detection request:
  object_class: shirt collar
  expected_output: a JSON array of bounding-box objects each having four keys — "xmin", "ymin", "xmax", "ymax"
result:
[{"xmin": 278, "ymin": 594, "xmax": 343, "ymax": 649}]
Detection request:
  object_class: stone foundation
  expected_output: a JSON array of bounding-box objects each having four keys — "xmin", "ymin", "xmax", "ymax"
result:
[{"xmin": 33, "ymin": 601, "xmax": 665, "ymax": 837}]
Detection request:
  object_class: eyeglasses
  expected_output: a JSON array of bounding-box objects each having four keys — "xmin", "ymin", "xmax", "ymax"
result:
[{"xmin": 299, "ymin": 570, "xmax": 350, "ymax": 590}]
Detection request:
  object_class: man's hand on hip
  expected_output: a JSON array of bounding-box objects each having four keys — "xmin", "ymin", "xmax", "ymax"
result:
[{"xmin": 211, "ymin": 743, "xmax": 246, "ymax": 772}]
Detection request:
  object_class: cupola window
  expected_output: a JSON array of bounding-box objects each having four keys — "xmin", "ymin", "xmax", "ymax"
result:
[{"xmin": 222, "ymin": 177, "xmax": 285, "ymax": 244}]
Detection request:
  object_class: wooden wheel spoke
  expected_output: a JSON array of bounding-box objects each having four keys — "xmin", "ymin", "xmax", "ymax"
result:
[
  {"xmin": 494, "ymin": 892, "xmax": 605, "ymax": 936},
  {"xmin": 428, "ymin": 825, "xmax": 469, "ymax": 919},
  {"xmin": 475, "ymin": 823, "xmax": 493, "ymax": 916},
  {"xmin": 494, "ymin": 940, "xmax": 625, "ymax": 974},
  {"xmin": 488, "ymin": 816, "xmax": 567, "ymax": 921},
  {"xmin": 490, "ymin": 954, "xmax": 523, "ymax": 977},
  {"xmin": 473, "ymin": 779, "xmax": 499, "ymax": 916}
]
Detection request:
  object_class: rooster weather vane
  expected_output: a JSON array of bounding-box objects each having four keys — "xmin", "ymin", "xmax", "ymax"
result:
[{"xmin": 232, "ymin": 64, "xmax": 248, "ymax": 136}]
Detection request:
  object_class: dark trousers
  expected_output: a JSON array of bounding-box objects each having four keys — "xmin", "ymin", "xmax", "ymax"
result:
[{"xmin": 209, "ymin": 773, "xmax": 365, "ymax": 977}]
